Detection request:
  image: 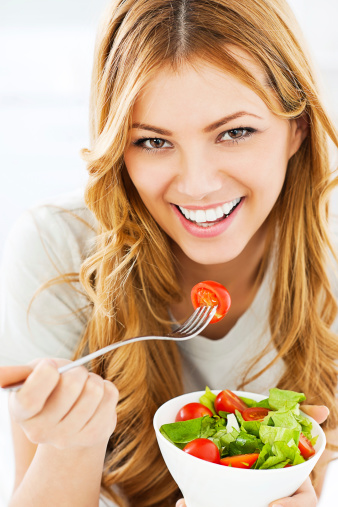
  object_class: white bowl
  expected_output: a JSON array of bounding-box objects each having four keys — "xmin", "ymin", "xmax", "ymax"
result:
[{"xmin": 153, "ymin": 390, "xmax": 326, "ymax": 507}]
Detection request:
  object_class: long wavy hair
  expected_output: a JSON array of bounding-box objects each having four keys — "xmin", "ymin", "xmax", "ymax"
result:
[{"xmin": 68, "ymin": 0, "xmax": 338, "ymax": 504}]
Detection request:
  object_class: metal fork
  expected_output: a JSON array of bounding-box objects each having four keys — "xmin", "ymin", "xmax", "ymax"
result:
[{"xmin": 2, "ymin": 305, "xmax": 217, "ymax": 392}]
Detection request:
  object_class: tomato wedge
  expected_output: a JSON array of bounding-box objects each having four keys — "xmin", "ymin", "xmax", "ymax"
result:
[
  {"xmin": 220, "ymin": 453, "xmax": 260, "ymax": 468},
  {"xmin": 298, "ymin": 433, "xmax": 315, "ymax": 459},
  {"xmin": 183, "ymin": 438, "xmax": 220, "ymax": 464},
  {"xmin": 191, "ymin": 281, "xmax": 231, "ymax": 324},
  {"xmin": 175, "ymin": 402, "xmax": 213, "ymax": 422},
  {"xmin": 242, "ymin": 407, "xmax": 270, "ymax": 421},
  {"xmin": 214, "ymin": 389, "xmax": 248, "ymax": 415}
]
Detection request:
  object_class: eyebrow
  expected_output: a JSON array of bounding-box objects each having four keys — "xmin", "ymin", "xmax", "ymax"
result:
[{"xmin": 132, "ymin": 111, "xmax": 263, "ymax": 136}]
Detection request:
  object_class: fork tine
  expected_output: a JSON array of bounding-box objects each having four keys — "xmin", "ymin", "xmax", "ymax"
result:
[
  {"xmin": 185, "ymin": 306, "xmax": 214, "ymax": 335},
  {"xmin": 175, "ymin": 306, "xmax": 205, "ymax": 333},
  {"xmin": 193, "ymin": 306, "xmax": 217, "ymax": 335},
  {"xmin": 172, "ymin": 306, "xmax": 216, "ymax": 337},
  {"xmin": 180, "ymin": 306, "xmax": 209, "ymax": 334}
]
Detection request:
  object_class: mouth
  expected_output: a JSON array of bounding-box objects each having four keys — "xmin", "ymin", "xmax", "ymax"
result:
[{"xmin": 175, "ymin": 197, "xmax": 242, "ymax": 228}]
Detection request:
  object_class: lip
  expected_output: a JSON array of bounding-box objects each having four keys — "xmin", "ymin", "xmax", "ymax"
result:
[{"xmin": 171, "ymin": 197, "xmax": 244, "ymax": 238}]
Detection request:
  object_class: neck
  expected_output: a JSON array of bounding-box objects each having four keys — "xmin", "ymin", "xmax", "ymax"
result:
[{"xmin": 170, "ymin": 224, "xmax": 269, "ymax": 339}]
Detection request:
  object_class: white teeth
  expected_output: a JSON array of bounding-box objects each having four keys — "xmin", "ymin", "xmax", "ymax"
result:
[
  {"xmin": 205, "ymin": 208, "xmax": 217, "ymax": 221},
  {"xmin": 178, "ymin": 197, "xmax": 241, "ymax": 225},
  {"xmin": 222, "ymin": 202, "xmax": 232, "ymax": 215},
  {"xmin": 195, "ymin": 209, "xmax": 207, "ymax": 222},
  {"xmin": 179, "ymin": 206, "xmax": 189, "ymax": 219},
  {"xmin": 189, "ymin": 209, "xmax": 196, "ymax": 221}
]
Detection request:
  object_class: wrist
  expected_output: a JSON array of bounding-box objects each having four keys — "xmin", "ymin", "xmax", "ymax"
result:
[{"xmin": 37, "ymin": 439, "xmax": 109, "ymax": 462}]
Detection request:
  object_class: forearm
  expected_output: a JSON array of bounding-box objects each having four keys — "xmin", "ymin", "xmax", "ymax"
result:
[{"xmin": 9, "ymin": 441, "xmax": 108, "ymax": 507}]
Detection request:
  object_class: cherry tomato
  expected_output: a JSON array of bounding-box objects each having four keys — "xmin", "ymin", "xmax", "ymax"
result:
[
  {"xmin": 298, "ymin": 433, "xmax": 315, "ymax": 459},
  {"xmin": 220, "ymin": 453, "xmax": 260, "ymax": 468},
  {"xmin": 242, "ymin": 407, "xmax": 270, "ymax": 421},
  {"xmin": 191, "ymin": 281, "xmax": 231, "ymax": 324},
  {"xmin": 183, "ymin": 438, "xmax": 220, "ymax": 464},
  {"xmin": 214, "ymin": 389, "xmax": 248, "ymax": 415},
  {"xmin": 175, "ymin": 402, "xmax": 213, "ymax": 422}
]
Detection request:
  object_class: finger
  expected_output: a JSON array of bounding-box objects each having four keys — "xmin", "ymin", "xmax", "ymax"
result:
[
  {"xmin": 301, "ymin": 404, "xmax": 330, "ymax": 424},
  {"xmin": 1, "ymin": 357, "xmax": 72, "ymax": 390},
  {"xmin": 57, "ymin": 373, "xmax": 106, "ymax": 434},
  {"xmin": 0, "ymin": 365, "xmax": 34, "ymax": 388},
  {"xmin": 38, "ymin": 365, "xmax": 90, "ymax": 423},
  {"xmin": 76, "ymin": 380, "xmax": 119, "ymax": 446},
  {"xmin": 22, "ymin": 366, "xmax": 90, "ymax": 443},
  {"xmin": 9, "ymin": 359, "xmax": 60, "ymax": 422},
  {"xmin": 176, "ymin": 500, "xmax": 186, "ymax": 507},
  {"xmin": 269, "ymin": 477, "xmax": 317, "ymax": 507}
]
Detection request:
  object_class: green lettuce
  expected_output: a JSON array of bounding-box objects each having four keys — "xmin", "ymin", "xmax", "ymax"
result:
[
  {"xmin": 199, "ymin": 386, "xmax": 217, "ymax": 415},
  {"xmin": 159, "ymin": 386, "xmax": 316, "ymax": 469},
  {"xmin": 268, "ymin": 388, "xmax": 306, "ymax": 411}
]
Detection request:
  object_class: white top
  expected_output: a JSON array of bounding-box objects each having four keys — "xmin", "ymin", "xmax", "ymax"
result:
[
  {"xmin": 1, "ymin": 188, "xmax": 338, "ymax": 387},
  {"xmin": 1, "ymin": 189, "xmax": 338, "ymax": 506}
]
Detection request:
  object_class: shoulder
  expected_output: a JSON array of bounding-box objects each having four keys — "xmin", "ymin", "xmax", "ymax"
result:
[
  {"xmin": 0, "ymin": 189, "xmax": 97, "ymax": 365},
  {"xmin": 5, "ymin": 188, "xmax": 97, "ymax": 274}
]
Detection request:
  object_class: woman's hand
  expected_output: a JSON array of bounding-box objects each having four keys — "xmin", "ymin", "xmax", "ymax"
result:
[
  {"xmin": 176, "ymin": 405, "xmax": 329, "ymax": 507},
  {"xmin": 8, "ymin": 357, "xmax": 119, "ymax": 449}
]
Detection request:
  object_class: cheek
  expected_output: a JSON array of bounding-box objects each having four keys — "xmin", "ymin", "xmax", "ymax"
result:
[
  {"xmin": 235, "ymin": 135, "xmax": 289, "ymax": 195},
  {"xmin": 124, "ymin": 152, "xmax": 171, "ymax": 203}
]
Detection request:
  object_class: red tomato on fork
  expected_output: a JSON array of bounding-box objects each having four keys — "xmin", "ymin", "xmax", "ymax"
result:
[
  {"xmin": 242, "ymin": 407, "xmax": 270, "ymax": 421},
  {"xmin": 183, "ymin": 438, "xmax": 220, "ymax": 464},
  {"xmin": 214, "ymin": 389, "xmax": 248, "ymax": 415},
  {"xmin": 175, "ymin": 403, "xmax": 213, "ymax": 422},
  {"xmin": 191, "ymin": 281, "xmax": 231, "ymax": 324}
]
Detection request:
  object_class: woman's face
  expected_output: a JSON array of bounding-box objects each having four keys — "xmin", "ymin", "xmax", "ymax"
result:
[{"xmin": 124, "ymin": 50, "xmax": 306, "ymax": 265}]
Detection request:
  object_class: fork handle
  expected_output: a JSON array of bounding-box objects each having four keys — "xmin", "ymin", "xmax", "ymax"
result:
[{"xmin": 0, "ymin": 335, "xmax": 164, "ymax": 392}]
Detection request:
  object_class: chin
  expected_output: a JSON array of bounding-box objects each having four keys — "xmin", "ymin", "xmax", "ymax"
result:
[{"xmin": 182, "ymin": 244, "xmax": 245, "ymax": 266}]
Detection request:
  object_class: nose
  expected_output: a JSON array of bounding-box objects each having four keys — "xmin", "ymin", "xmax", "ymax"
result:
[{"xmin": 175, "ymin": 148, "xmax": 223, "ymax": 200}]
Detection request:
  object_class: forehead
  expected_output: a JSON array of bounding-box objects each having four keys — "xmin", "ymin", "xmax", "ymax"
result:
[{"xmin": 132, "ymin": 46, "xmax": 271, "ymax": 122}]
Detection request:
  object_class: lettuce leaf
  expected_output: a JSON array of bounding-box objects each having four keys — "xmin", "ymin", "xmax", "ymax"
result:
[
  {"xmin": 235, "ymin": 409, "xmax": 261, "ymax": 437},
  {"xmin": 268, "ymin": 388, "xmax": 306, "ymax": 411},
  {"xmin": 255, "ymin": 440, "xmax": 305, "ymax": 469},
  {"xmin": 160, "ymin": 417, "xmax": 205, "ymax": 445},
  {"xmin": 228, "ymin": 431, "xmax": 263, "ymax": 456},
  {"xmin": 259, "ymin": 425, "xmax": 301, "ymax": 447},
  {"xmin": 199, "ymin": 386, "xmax": 217, "ymax": 415},
  {"xmin": 269, "ymin": 409, "xmax": 302, "ymax": 431},
  {"xmin": 239, "ymin": 396, "xmax": 271, "ymax": 409}
]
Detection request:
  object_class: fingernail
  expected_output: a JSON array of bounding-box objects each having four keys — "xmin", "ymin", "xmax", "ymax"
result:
[{"xmin": 45, "ymin": 358, "xmax": 57, "ymax": 367}]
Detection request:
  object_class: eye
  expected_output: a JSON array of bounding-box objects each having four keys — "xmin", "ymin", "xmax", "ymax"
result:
[
  {"xmin": 218, "ymin": 128, "xmax": 256, "ymax": 143},
  {"xmin": 132, "ymin": 137, "xmax": 172, "ymax": 151}
]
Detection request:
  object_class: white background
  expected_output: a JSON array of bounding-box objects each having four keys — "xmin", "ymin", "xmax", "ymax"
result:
[{"xmin": 0, "ymin": 0, "xmax": 338, "ymax": 505}]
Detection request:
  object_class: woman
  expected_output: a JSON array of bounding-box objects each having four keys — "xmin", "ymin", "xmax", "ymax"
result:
[{"xmin": 1, "ymin": 0, "xmax": 337, "ymax": 506}]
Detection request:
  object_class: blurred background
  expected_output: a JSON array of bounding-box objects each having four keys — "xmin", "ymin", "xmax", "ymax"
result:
[{"xmin": 0, "ymin": 0, "xmax": 337, "ymax": 505}]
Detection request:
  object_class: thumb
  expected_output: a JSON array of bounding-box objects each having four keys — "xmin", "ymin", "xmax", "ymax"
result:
[
  {"xmin": 176, "ymin": 500, "xmax": 186, "ymax": 507},
  {"xmin": 269, "ymin": 477, "xmax": 317, "ymax": 507}
]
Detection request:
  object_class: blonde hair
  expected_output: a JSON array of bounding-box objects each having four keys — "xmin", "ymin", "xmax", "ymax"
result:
[{"xmin": 71, "ymin": 0, "xmax": 338, "ymax": 504}]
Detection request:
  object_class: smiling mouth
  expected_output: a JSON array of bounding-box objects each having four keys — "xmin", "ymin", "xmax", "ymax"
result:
[{"xmin": 176, "ymin": 197, "xmax": 242, "ymax": 227}]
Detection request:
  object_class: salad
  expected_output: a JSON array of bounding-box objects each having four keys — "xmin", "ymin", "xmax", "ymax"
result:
[{"xmin": 160, "ymin": 387, "xmax": 317, "ymax": 469}]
